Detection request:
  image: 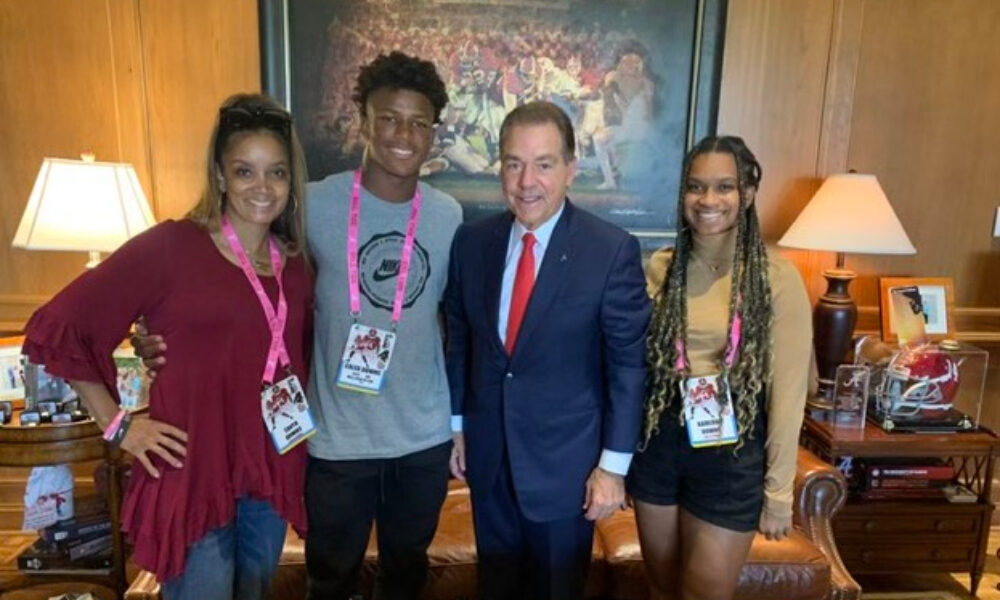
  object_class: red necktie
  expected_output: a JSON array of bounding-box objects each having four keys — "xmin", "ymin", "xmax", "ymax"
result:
[{"xmin": 505, "ymin": 232, "xmax": 536, "ymax": 354}]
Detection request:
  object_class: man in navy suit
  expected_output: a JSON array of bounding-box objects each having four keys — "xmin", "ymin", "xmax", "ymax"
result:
[{"xmin": 444, "ymin": 101, "xmax": 651, "ymax": 600}]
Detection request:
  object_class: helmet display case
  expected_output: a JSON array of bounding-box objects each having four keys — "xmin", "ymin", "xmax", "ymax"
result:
[{"xmin": 857, "ymin": 339, "xmax": 989, "ymax": 432}]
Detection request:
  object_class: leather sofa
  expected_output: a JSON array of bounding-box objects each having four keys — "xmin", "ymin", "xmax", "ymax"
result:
[{"xmin": 125, "ymin": 447, "xmax": 860, "ymax": 600}]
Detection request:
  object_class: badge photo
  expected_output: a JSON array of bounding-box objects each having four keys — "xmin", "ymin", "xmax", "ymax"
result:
[
  {"xmin": 261, "ymin": 374, "xmax": 315, "ymax": 454},
  {"xmin": 680, "ymin": 374, "xmax": 739, "ymax": 448},
  {"xmin": 336, "ymin": 323, "xmax": 397, "ymax": 395}
]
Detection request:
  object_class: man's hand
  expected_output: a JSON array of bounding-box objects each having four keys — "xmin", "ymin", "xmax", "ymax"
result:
[
  {"xmin": 121, "ymin": 415, "xmax": 188, "ymax": 479},
  {"xmin": 583, "ymin": 467, "xmax": 625, "ymax": 521},
  {"xmin": 130, "ymin": 317, "xmax": 167, "ymax": 378},
  {"xmin": 449, "ymin": 432, "xmax": 466, "ymax": 480},
  {"xmin": 758, "ymin": 511, "xmax": 792, "ymax": 541}
]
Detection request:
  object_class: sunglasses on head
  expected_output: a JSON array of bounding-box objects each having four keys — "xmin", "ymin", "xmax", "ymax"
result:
[{"xmin": 218, "ymin": 105, "xmax": 292, "ymax": 138}]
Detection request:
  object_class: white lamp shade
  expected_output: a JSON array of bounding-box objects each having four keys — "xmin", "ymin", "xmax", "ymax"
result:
[
  {"xmin": 778, "ymin": 173, "xmax": 916, "ymax": 255},
  {"xmin": 12, "ymin": 157, "xmax": 155, "ymax": 253}
]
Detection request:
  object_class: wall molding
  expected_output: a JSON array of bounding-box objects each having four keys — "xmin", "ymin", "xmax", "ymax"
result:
[
  {"xmin": 0, "ymin": 294, "xmax": 50, "ymax": 333},
  {"xmin": 7, "ymin": 295, "xmax": 998, "ymax": 342},
  {"xmin": 856, "ymin": 305, "xmax": 1000, "ymax": 343}
]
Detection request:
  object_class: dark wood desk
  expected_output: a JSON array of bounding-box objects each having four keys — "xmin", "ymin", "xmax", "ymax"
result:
[
  {"xmin": 800, "ymin": 413, "xmax": 1000, "ymax": 596},
  {"xmin": 0, "ymin": 415, "xmax": 126, "ymax": 598}
]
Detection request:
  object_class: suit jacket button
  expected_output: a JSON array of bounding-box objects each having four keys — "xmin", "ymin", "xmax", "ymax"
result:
[{"xmin": 506, "ymin": 372, "xmax": 514, "ymax": 378}]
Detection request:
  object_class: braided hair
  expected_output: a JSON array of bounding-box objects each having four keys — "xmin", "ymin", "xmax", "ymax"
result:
[{"xmin": 641, "ymin": 136, "xmax": 772, "ymax": 451}]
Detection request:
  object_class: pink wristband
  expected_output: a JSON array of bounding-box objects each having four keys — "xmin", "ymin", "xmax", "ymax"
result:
[{"xmin": 102, "ymin": 409, "xmax": 127, "ymax": 442}]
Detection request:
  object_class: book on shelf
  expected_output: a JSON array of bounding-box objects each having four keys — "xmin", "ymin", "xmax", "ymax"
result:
[
  {"xmin": 861, "ymin": 458, "xmax": 955, "ymax": 492},
  {"xmin": 868, "ymin": 477, "xmax": 950, "ymax": 489},
  {"xmin": 858, "ymin": 487, "xmax": 947, "ymax": 501},
  {"xmin": 40, "ymin": 513, "xmax": 112, "ymax": 544},
  {"xmin": 17, "ymin": 538, "xmax": 112, "ymax": 573},
  {"xmin": 867, "ymin": 465, "xmax": 955, "ymax": 480},
  {"xmin": 66, "ymin": 533, "xmax": 112, "ymax": 561}
]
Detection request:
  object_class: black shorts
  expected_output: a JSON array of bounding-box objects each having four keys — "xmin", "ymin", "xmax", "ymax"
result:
[{"xmin": 627, "ymin": 403, "xmax": 766, "ymax": 532}]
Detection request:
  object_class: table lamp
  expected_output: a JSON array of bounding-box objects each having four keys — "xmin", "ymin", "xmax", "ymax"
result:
[
  {"xmin": 12, "ymin": 153, "xmax": 155, "ymax": 268},
  {"xmin": 778, "ymin": 173, "xmax": 916, "ymax": 399}
]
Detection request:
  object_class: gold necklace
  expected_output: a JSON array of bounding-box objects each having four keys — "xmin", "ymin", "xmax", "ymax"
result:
[
  {"xmin": 213, "ymin": 231, "xmax": 271, "ymax": 272},
  {"xmin": 691, "ymin": 253, "xmax": 725, "ymax": 274},
  {"xmin": 251, "ymin": 248, "xmax": 273, "ymax": 272}
]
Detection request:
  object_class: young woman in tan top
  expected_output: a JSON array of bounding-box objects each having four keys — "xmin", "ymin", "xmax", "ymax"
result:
[{"xmin": 626, "ymin": 136, "xmax": 812, "ymax": 600}]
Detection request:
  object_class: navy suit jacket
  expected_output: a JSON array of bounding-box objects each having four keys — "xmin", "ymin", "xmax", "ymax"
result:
[{"xmin": 444, "ymin": 200, "xmax": 651, "ymax": 522}]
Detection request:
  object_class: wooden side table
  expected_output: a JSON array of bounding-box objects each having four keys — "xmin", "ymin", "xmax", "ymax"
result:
[
  {"xmin": 800, "ymin": 414, "xmax": 1000, "ymax": 596},
  {"xmin": 0, "ymin": 414, "xmax": 126, "ymax": 598}
]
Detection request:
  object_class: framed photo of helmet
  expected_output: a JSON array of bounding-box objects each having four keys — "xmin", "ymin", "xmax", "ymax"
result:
[{"xmin": 878, "ymin": 277, "xmax": 957, "ymax": 345}]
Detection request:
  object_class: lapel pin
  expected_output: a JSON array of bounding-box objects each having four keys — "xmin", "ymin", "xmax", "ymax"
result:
[{"xmin": 560, "ymin": 254, "xmax": 568, "ymax": 262}]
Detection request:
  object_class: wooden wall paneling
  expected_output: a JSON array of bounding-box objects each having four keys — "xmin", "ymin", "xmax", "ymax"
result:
[
  {"xmin": 858, "ymin": 307, "xmax": 1000, "ymax": 344},
  {"xmin": 801, "ymin": 0, "xmax": 865, "ymax": 304},
  {"xmin": 719, "ymin": 2, "xmax": 1000, "ymax": 433},
  {"xmin": 0, "ymin": 0, "xmax": 260, "ymax": 329},
  {"xmin": 717, "ymin": 0, "xmax": 834, "ymax": 240},
  {"xmin": 814, "ymin": 0, "xmax": 863, "ymax": 178},
  {"xmin": 717, "ymin": 0, "xmax": 837, "ymax": 302},
  {"xmin": 845, "ymin": 0, "xmax": 1000, "ymax": 309},
  {"xmin": 0, "ymin": 0, "xmax": 151, "ymax": 327},
  {"xmin": 106, "ymin": 0, "xmax": 155, "ymax": 213},
  {"xmin": 972, "ymin": 340, "xmax": 1000, "ymax": 436},
  {"xmin": 137, "ymin": 0, "xmax": 261, "ymax": 220}
]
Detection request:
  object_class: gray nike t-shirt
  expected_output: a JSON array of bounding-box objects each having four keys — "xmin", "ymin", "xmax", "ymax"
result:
[{"xmin": 305, "ymin": 171, "xmax": 462, "ymax": 459}]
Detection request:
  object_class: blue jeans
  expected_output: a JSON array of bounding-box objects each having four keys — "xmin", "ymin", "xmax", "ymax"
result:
[{"xmin": 161, "ymin": 497, "xmax": 287, "ymax": 600}]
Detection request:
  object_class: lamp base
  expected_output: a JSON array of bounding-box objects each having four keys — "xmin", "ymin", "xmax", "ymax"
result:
[
  {"xmin": 813, "ymin": 268, "xmax": 857, "ymax": 403},
  {"xmin": 807, "ymin": 391, "xmax": 835, "ymax": 412}
]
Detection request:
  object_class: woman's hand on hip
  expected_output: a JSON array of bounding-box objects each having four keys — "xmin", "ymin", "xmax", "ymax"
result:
[{"xmin": 121, "ymin": 415, "xmax": 188, "ymax": 479}]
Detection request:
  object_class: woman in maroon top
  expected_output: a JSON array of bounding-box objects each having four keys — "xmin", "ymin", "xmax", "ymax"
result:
[{"xmin": 22, "ymin": 93, "xmax": 313, "ymax": 600}]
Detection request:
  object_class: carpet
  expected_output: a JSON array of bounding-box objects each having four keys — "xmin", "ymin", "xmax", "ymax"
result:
[{"xmin": 861, "ymin": 592, "xmax": 964, "ymax": 600}]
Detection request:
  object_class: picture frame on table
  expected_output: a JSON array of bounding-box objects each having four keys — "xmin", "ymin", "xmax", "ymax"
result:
[
  {"xmin": 22, "ymin": 360, "xmax": 74, "ymax": 411},
  {"xmin": 1, "ymin": 336, "xmax": 148, "ymax": 416},
  {"xmin": 0, "ymin": 336, "xmax": 25, "ymax": 404},
  {"xmin": 878, "ymin": 277, "xmax": 957, "ymax": 344},
  {"xmin": 113, "ymin": 347, "xmax": 149, "ymax": 410},
  {"xmin": 257, "ymin": 0, "xmax": 727, "ymax": 250}
]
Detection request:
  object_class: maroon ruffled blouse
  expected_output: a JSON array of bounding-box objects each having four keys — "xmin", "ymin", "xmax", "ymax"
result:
[{"xmin": 22, "ymin": 219, "xmax": 312, "ymax": 581}]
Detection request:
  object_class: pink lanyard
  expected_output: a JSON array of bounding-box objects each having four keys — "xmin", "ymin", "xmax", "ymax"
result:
[
  {"xmin": 347, "ymin": 169, "xmax": 423, "ymax": 327},
  {"xmin": 675, "ymin": 304, "xmax": 743, "ymax": 371},
  {"xmin": 220, "ymin": 215, "xmax": 289, "ymax": 384}
]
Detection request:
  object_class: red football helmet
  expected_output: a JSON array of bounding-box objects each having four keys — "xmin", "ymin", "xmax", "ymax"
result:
[{"xmin": 878, "ymin": 344, "xmax": 961, "ymax": 419}]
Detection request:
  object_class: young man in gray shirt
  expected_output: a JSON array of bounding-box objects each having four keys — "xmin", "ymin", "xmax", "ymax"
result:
[{"xmin": 303, "ymin": 53, "xmax": 461, "ymax": 600}]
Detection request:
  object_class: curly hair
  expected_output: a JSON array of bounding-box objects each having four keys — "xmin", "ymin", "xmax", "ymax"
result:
[
  {"xmin": 642, "ymin": 136, "xmax": 772, "ymax": 452},
  {"xmin": 352, "ymin": 51, "xmax": 449, "ymax": 123}
]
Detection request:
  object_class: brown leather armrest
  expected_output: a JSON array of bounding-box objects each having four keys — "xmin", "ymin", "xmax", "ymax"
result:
[
  {"xmin": 794, "ymin": 446, "xmax": 845, "ymax": 524},
  {"xmin": 793, "ymin": 446, "xmax": 861, "ymax": 600}
]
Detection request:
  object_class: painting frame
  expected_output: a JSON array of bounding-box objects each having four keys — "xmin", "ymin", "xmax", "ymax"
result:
[
  {"xmin": 258, "ymin": 0, "xmax": 727, "ymax": 248},
  {"xmin": 878, "ymin": 277, "xmax": 957, "ymax": 344}
]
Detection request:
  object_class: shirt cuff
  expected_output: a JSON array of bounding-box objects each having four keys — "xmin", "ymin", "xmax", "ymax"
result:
[
  {"xmin": 763, "ymin": 489, "xmax": 793, "ymax": 520},
  {"xmin": 598, "ymin": 449, "xmax": 632, "ymax": 476},
  {"xmin": 451, "ymin": 415, "xmax": 463, "ymax": 433}
]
